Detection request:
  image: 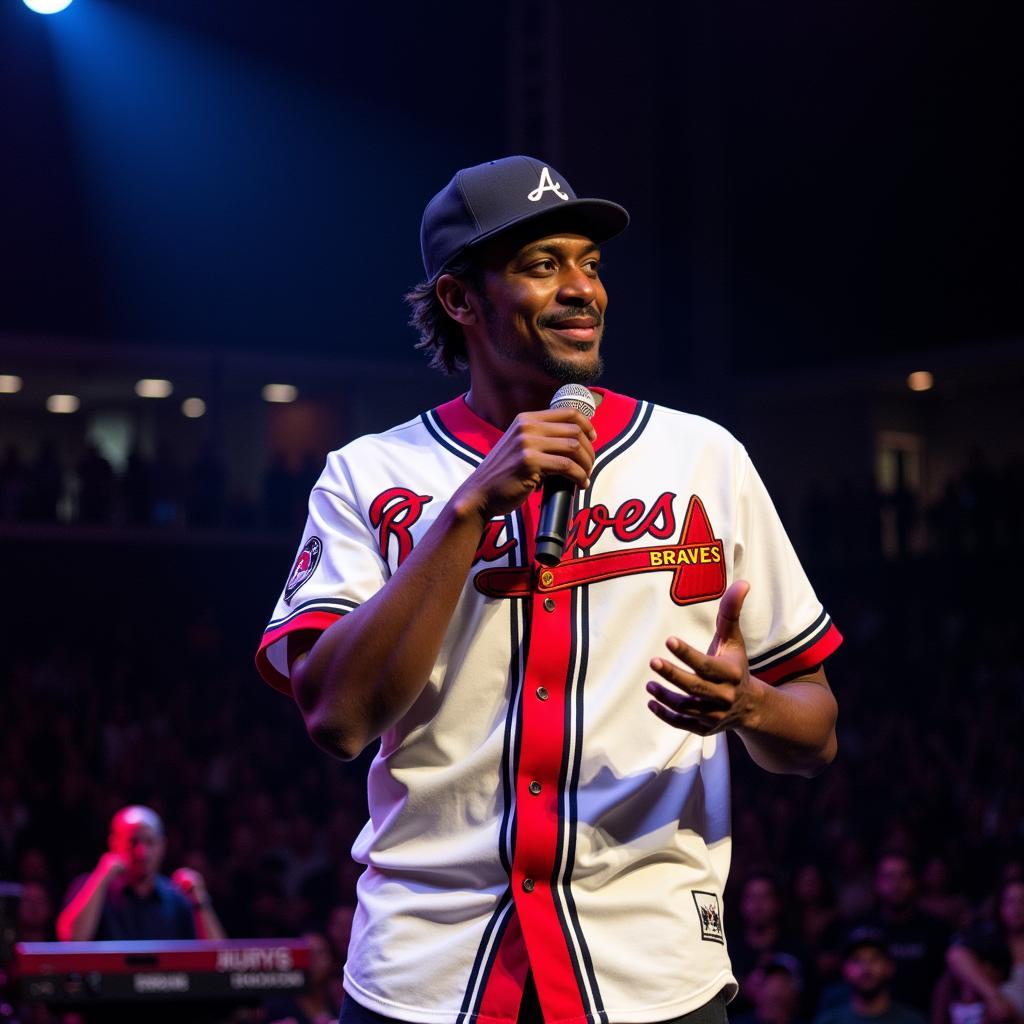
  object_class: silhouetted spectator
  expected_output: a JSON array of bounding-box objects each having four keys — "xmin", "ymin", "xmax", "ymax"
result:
[
  {"xmin": 76, "ymin": 443, "xmax": 115, "ymax": 524},
  {"xmin": 151, "ymin": 441, "xmax": 185, "ymax": 526},
  {"xmin": 264, "ymin": 931, "xmax": 342, "ymax": 1024},
  {"xmin": 0, "ymin": 444, "xmax": 29, "ymax": 521},
  {"xmin": 731, "ymin": 871, "xmax": 810, "ymax": 1012},
  {"xmin": 16, "ymin": 881, "xmax": 55, "ymax": 942},
  {"xmin": 733, "ymin": 956, "xmax": 809, "ymax": 1024},
  {"xmin": 122, "ymin": 445, "xmax": 153, "ymax": 526},
  {"xmin": 0, "ymin": 772, "xmax": 29, "ymax": 877},
  {"xmin": 946, "ymin": 879, "xmax": 1024, "ymax": 1022},
  {"xmin": 264, "ymin": 453, "xmax": 298, "ymax": 529},
  {"xmin": 188, "ymin": 443, "xmax": 226, "ymax": 528},
  {"xmin": 815, "ymin": 929, "xmax": 927, "ymax": 1024},
  {"xmin": 24, "ymin": 439, "xmax": 62, "ymax": 522},
  {"xmin": 919, "ymin": 856, "xmax": 971, "ymax": 931},
  {"xmin": 857, "ymin": 853, "xmax": 950, "ymax": 1014}
]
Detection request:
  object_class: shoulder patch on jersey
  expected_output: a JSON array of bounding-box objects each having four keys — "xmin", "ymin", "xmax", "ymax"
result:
[
  {"xmin": 285, "ymin": 536, "xmax": 323, "ymax": 604},
  {"xmin": 691, "ymin": 890, "xmax": 725, "ymax": 944}
]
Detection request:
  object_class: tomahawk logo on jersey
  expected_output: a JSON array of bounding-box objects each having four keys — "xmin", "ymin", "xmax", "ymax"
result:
[{"xmin": 256, "ymin": 387, "xmax": 841, "ymax": 1024}]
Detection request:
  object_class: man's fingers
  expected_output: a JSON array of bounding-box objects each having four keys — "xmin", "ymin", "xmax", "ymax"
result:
[
  {"xmin": 646, "ymin": 680, "xmax": 729, "ymax": 714},
  {"xmin": 646, "ymin": 698, "xmax": 716, "ymax": 736},
  {"xmin": 658, "ymin": 640, "xmax": 738, "ymax": 686},
  {"xmin": 715, "ymin": 580, "xmax": 750, "ymax": 645},
  {"xmin": 532, "ymin": 407, "xmax": 597, "ymax": 441}
]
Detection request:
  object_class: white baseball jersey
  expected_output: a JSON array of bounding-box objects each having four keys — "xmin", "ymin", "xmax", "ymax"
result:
[{"xmin": 256, "ymin": 388, "xmax": 841, "ymax": 1024}]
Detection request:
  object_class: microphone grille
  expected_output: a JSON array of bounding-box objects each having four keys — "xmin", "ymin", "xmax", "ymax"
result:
[{"xmin": 549, "ymin": 384, "xmax": 596, "ymax": 420}]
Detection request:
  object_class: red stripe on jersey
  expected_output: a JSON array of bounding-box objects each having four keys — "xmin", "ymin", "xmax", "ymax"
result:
[
  {"xmin": 756, "ymin": 623, "xmax": 843, "ymax": 684},
  {"xmin": 475, "ymin": 908, "xmax": 531, "ymax": 1024},
  {"xmin": 510, "ymin": 492, "xmax": 588, "ymax": 1024},
  {"xmin": 255, "ymin": 610, "xmax": 344, "ymax": 694},
  {"xmin": 433, "ymin": 389, "xmax": 638, "ymax": 457}
]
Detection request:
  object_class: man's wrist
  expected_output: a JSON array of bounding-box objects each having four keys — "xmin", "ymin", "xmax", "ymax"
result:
[{"xmin": 738, "ymin": 673, "xmax": 770, "ymax": 733}]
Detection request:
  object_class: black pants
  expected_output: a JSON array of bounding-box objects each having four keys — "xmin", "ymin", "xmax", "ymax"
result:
[{"xmin": 340, "ymin": 976, "xmax": 729, "ymax": 1024}]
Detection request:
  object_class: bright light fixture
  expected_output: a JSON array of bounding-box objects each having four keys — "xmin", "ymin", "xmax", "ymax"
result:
[
  {"xmin": 0, "ymin": 375, "xmax": 23, "ymax": 394},
  {"xmin": 261, "ymin": 383, "xmax": 298, "ymax": 403},
  {"xmin": 23, "ymin": 0, "xmax": 75, "ymax": 13},
  {"xmin": 47, "ymin": 394, "xmax": 80, "ymax": 414},
  {"xmin": 907, "ymin": 370, "xmax": 934, "ymax": 392},
  {"xmin": 182, "ymin": 397, "xmax": 206, "ymax": 419},
  {"xmin": 135, "ymin": 378, "xmax": 174, "ymax": 399}
]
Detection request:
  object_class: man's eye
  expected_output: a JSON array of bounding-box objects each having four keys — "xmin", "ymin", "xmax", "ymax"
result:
[
  {"xmin": 585, "ymin": 260, "xmax": 603, "ymax": 274},
  {"xmin": 529, "ymin": 259, "xmax": 556, "ymax": 272}
]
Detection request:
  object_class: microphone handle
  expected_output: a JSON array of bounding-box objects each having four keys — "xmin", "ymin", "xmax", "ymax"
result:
[{"xmin": 535, "ymin": 476, "xmax": 575, "ymax": 567}]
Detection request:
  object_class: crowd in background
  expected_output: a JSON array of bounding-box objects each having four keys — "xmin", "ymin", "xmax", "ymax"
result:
[
  {"xmin": 1, "ymin": 446, "xmax": 1022, "ymax": 1024},
  {"xmin": 0, "ymin": 440, "xmax": 322, "ymax": 533},
  {"xmin": 3, "ymin": 438, "xmax": 1024, "ymax": 564}
]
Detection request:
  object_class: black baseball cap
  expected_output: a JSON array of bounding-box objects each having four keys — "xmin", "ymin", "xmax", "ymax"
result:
[
  {"xmin": 420, "ymin": 155, "xmax": 630, "ymax": 280},
  {"xmin": 843, "ymin": 927, "xmax": 891, "ymax": 959}
]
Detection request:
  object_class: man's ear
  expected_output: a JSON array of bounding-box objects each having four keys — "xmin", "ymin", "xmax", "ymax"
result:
[{"xmin": 436, "ymin": 274, "xmax": 478, "ymax": 326}]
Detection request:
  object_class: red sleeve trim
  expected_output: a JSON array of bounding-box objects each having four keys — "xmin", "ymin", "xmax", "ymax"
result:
[
  {"xmin": 254, "ymin": 610, "xmax": 344, "ymax": 695},
  {"xmin": 756, "ymin": 623, "xmax": 843, "ymax": 685}
]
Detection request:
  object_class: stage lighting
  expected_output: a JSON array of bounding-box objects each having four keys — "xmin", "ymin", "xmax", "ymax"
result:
[
  {"xmin": 47, "ymin": 394, "xmax": 80, "ymax": 414},
  {"xmin": 261, "ymin": 383, "xmax": 298, "ymax": 404},
  {"xmin": 135, "ymin": 378, "xmax": 173, "ymax": 398},
  {"xmin": 182, "ymin": 397, "xmax": 206, "ymax": 418},
  {"xmin": 907, "ymin": 370, "xmax": 934, "ymax": 392},
  {"xmin": 0, "ymin": 375, "xmax": 23, "ymax": 394},
  {"xmin": 23, "ymin": 0, "xmax": 75, "ymax": 13}
]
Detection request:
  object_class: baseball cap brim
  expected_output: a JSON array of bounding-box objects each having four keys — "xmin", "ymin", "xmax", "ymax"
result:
[{"xmin": 455, "ymin": 198, "xmax": 630, "ymax": 268}]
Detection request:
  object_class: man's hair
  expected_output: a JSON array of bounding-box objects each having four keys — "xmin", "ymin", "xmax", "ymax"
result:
[
  {"xmin": 111, "ymin": 805, "xmax": 164, "ymax": 837},
  {"xmin": 404, "ymin": 253, "xmax": 484, "ymax": 376}
]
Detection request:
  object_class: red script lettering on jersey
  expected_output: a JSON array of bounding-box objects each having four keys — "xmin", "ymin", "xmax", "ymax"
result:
[
  {"xmin": 565, "ymin": 491, "xmax": 677, "ymax": 554},
  {"xmin": 369, "ymin": 488, "xmax": 433, "ymax": 567}
]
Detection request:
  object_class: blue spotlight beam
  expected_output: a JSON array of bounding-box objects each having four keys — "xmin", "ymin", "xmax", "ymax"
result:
[{"xmin": 24, "ymin": 0, "xmax": 75, "ymax": 14}]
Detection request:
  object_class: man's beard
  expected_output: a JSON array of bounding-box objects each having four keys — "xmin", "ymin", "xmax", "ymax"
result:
[{"xmin": 482, "ymin": 301, "xmax": 606, "ymax": 385}]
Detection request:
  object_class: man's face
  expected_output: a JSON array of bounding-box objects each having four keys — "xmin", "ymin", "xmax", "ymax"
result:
[
  {"xmin": 875, "ymin": 855, "xmax": 916, "ymax": 910},
  {"xmin": 1000, "ymin": 882, "xmax": 1024, "ymax": 933},
  {"xmin": 843, "ymin": 946, "xmax": 894, "ymax": 998},
  {"xmin": 471, "ymin": 232, "xmax": 608, "ymax": 388},
  {"xmin": 741, "ymin": 878, "xmax": 781, "ymax": 928},
  {"xmin": 110, "ymin": 820, "xmax": 164, "ymax": 884}
]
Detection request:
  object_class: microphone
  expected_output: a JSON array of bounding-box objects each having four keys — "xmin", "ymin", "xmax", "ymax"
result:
[{"xmin": 535, "ymin": 384, "xmax": 597, "ymax": 567}]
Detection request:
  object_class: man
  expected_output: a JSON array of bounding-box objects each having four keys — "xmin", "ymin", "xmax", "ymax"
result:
[
  {"xmin": 814, "ymin": 929, "xmax": 926, "ymax": 1024},
  {"xmin": 857, "ymin": 853, "xmax": 950, "ymax": 1014},
  {"xmin": 256, "ymin": 156, "xmax": 842, "ymax": 1024},
  {"xmin": 56, "ymin": 804, "xmax": 225, "ymax": 941},
  {"xmin": 732, "ymin": 956, "xmax": 808, "ymax": 1024},
  {"xmin": 731, "ymin": 872, "xmax": 811, "ymax": 1012}
]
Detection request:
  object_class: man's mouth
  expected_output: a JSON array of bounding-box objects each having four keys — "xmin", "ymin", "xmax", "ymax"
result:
[{"xmin": 543, "ymin": 314, "xmax": 602, "ymax": 343}]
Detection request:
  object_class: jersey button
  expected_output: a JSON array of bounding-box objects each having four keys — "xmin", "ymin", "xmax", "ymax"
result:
[
  {"xmin": 529, "ymin": 781, "xmax": 542, "ymax": 795},
  {"xmin": 543, "ymin": 598, "xmax": 556, "ymax": 612},
  {"xmin": 536, "ymin": 686, "xmax": 549, "ymax": 701},
  {"xmin": 522, "ymin": 878, "xmax": 535, "ymax": 893}
]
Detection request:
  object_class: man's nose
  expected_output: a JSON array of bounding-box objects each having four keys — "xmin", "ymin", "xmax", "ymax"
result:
[{"xmin": 556, "ymin": 266, "xmax": 597, "ymax": 305}]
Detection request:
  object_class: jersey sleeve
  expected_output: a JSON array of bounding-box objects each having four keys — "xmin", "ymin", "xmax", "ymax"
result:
[
  {"xmin": 255, "ymin": 457, "xmax": 389, "ymax": 695},
  {"xmin": 733, "ymin": 450, "xmax": 842, "ymax": 684}
]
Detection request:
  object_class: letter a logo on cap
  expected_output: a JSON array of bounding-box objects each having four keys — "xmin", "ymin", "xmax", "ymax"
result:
[{"xmin": 527, "ymin": 166, "xmax": 569, "ymax": 202}]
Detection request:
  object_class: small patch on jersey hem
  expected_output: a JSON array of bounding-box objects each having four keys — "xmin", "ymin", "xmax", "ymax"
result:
[
  {"xmin": 692, "ymin": 890, "xmax": 725, "ymax": 944},
  {"xmin": 285, "ymin": 536, "xmax": 323, "ymax": 604}
]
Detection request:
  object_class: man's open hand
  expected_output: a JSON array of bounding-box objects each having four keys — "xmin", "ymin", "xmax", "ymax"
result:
[{"xmin": 646, "ymin": 580, "xmax": 765, "ymax": 736}]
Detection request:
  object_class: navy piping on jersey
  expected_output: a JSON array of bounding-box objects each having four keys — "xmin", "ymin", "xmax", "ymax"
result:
[
  {"xmin": 421, "ymin": 409, "xmax": 485, "ymax": 467},
  {"xmin": 454, "ymin": 888, "xmax": 516, "ymax": 1024},
  {"xmin": 588, "ymin": 400, "xmax": 652, "ymax": 484},
  {"xmin": 748, "ymin": 609, "xmax": 832, "ymax": 674},
  {"xmin": 550, "ymin": 580, "xmax": 607, "ymax": 1024},
  {"xmin": 265, "ymin": 597, "xmax": 360, "ymax": 630}
]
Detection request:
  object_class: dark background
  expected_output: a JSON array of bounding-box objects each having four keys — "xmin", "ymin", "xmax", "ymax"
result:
[
  {"xmin": 2, "ymin": 1, "xmax": 1022, "ymax": 383},
  {"xmin": 1, "ymin": 4, "xmax": 1023, "ymax": 1023}
]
